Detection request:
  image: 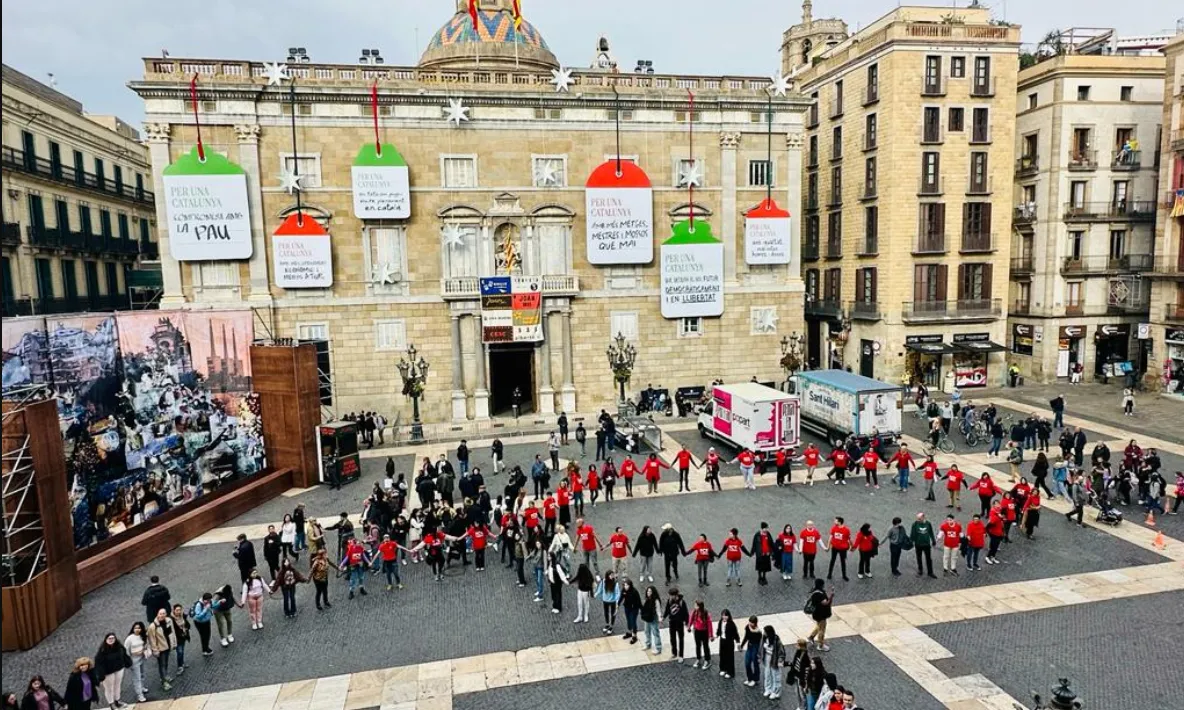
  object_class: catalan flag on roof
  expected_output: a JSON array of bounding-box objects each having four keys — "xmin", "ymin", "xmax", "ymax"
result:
[
  {"xmin": 468, "ymin": 0, "xmax": 479, "ymax": 31},
  {"xmin": 512, "ymin": 0, "xmax": 523, "ymax": 30}
]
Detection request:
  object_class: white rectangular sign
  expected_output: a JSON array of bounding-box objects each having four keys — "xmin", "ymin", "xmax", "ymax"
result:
[
  {"xmin": 163, "ymin": 174, "xmax": 253, "ymax": 261},
  {"xmin": 352, "ymin": 165, "xmax": 411, "ymax": 219},
  {"xmin": 585, "ymin": 187, "xmax": 654, "ymax": 264},
  {"xmin": 660, "ymin": 242, "xmax": 725, "ymax": 318},
  {"xmin": 744, "ymin": 216, "xmax": 792, "ymax": 264},
  {"xmin": 274, "ymin": 236, "xmax": 333, "ymax": 288}
]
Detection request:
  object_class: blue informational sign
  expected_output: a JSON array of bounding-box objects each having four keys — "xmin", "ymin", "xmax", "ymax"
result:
[{"xmin": 479, "ymin": 277, "xmax": 512, "ymax": 296}]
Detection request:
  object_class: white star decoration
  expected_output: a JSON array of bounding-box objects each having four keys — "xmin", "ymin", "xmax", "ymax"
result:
[
  {"xmin": 373, "ymin": 262, "xmax": 398, "ymax": 285},
  {"xmin": 753, "ymin": 308, "xmax": 779, "ymax": 333},
  {"xmin": 440, "ymin": 224, "xmax": 466, "ymax": 249},
  {"xmin": 278, "ymin": 169, "xmax": 303, "ymax": 194},
  {"xmin": 263, "ymin": 62, "xmax": 289, "ymax": 86},
  {"xmin": 551, "ymin": 67, "xmax": 574, "ymax": 93},
  {"xmin": 678, "ymin": 161, "xmax": 703, "ymax": 188},
  {"xmin": 443, "ymin": 98, "xmax": 470, "ymax": 126},
  {"xmin": 768, "ymin": 70, "xmax": 791, "ymax": 97},
  {"xmin": 533, "ymin": 161, "xmax": 560, "ymax": 187}
]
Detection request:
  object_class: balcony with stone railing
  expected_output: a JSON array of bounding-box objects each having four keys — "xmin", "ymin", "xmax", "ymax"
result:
[{"xmin": 441, "ymin": 274, "xmax": 579, "ymax": 300}]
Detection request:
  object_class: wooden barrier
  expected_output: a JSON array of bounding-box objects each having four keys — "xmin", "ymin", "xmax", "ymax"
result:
[{"xmin": 251, "ymin": 343, "xmax": 323, "ymax": 489}]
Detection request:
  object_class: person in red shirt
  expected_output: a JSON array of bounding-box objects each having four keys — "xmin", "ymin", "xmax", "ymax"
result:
[
  {"xmin": 775, "ymin": 447, "xmax": 795, "ymax": 487},
  {"xmin": 467, "ymin": 522, "xmax": 491, "ymax": 571},
  {"xmin": 968, "ymin": 473, "xmax": 998, "ymax": 516},
  {"xmin": 576, "ymin": 519, "xmax": 601, "ymax": 575},
  {"xmin": 523, "ymin": 500, "xmax": 541, "ymax": 533},
  {"xmin": 687, "ymin": 533, "xmax": 716, "ymax": 587},
  {"xmin": 1000, "ymin": 491, "xmax": 1018, "ymax": 541},
  {"xmin": 570, "ymin": 469, "xmax": 586, "ymax": 517},
  {"xmin": 542, "ymin": 493, "xmax": 558, "ymax": 535},
  {"xmin": 797, "ymin": 521, "xmax": 825, "ymax": 579},
  {"xmin": 861, "ymin": 449, "xmax": 882, "ymax": 489},
  {"xmin": 802, "ymin": 443, "xmax": 822, "ymax": 485},
  {"xmin": 378, "ymin": 534, "xmax": 402, "ymax": 590},
  {"xmin": 605, "ymin": 527, "xmax": 631, "ymax": 578},
  {"xmin": 586, "ymin": 465, "xmax": 601, "ymax": 508},
  {"xmin": 1021, "ymin": 490, "xmax": 1042, "ymax": 539},
  {"xmin": 620, "ymin": 455, "xmax": 637, "ymax": 498},
  {"xmin": 852, "ymin": 523, "xmax": 877, "ymax": 579},
  {"xmin": 826, "ymin": 516, "xmax": 851, "ymax": 581},
  {"xmin": 922, "ymin": 456, "xmax": 940, "ymax": 502},
  {"xmin": 889, "ymin": 444, "xmax": 916, "ymax": 493},
  {"xmin": 556, "ymin": 482, "xmax": 572, "ymax": 528},
  {"xmin": 827, "ymin": 447, "xmax": 850, "ymax": 485},
  {"xmin": 938, "ymin": 514, "xmax": 962, "ymax": 576},
  {"xmin": 776, "ymin": 524, "xmax": 797, "ymax": 581},
  {"xmin": 730, "ymin": 449, "xmax": 758, "ymax": 490},
  {"xmin": 643, "ymin": 453, "xmax": 669, "ymax": 495},
  {"xmin": 985, "ymin": 505, "xmax": 1005, "ymax": 565},
  {"xmin": 701, "ymin": 447, "xmax": 723, "ymax": 491},
  {"xmin": 674, "ymin": 445, "xmax": 695, "ymax": 492},
  {"xmin": 942, "ymin": 464, "xmax": 968, "ymax": 511},
  {"xmin": 719, "ymin": 528, "xmax": 751, "ymax": 587},
  {"xmin": 965, "ymin": 514, "xmax": 986, "ymax": 571}
]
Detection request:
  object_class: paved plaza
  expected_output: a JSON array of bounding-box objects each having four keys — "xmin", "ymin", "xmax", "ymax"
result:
[{"xmin": 2, "ymin": 395, "xmax": 1181, "ymax": 709}]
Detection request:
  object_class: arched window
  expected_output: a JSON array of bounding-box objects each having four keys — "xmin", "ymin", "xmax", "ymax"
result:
[{"xmin": 802, "ymin": 39, "xmax": 813, "ymax": 64}]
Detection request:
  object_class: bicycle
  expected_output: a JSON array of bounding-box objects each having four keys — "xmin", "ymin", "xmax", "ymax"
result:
[{"xmin": 923, "ymin": 430, "xmax": 954, "ymax": 456}]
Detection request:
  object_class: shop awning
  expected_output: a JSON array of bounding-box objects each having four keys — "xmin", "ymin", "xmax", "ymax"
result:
[
  {"xmin": 905, "ymin": 342, "xmax": 958, "ymax": 355},
  {"xmin": 954, "ymin": 340, "xmax": 1007, "ymax": 353}
]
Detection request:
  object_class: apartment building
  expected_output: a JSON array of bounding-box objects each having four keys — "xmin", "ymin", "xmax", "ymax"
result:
[
  {"xmin": 1148, "ymin": 33, "xmax": 1184, "ymax": 398},
  {"xmin": 1, "ymin": 64, "xmax": 160, "ymax": 317},
  {"xmin": 795, "ymin": 5, "xmax": 1020, "ymax": 390},
  {"xmin": 1008, "ymin": 53, "xmax": 1165, "ymax": 384}
]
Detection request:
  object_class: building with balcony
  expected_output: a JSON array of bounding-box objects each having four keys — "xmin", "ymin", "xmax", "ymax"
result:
[
  {"xmin": 795, "ymin": 4, "xmax": 1019, "ymax": 389},
  {"xmin": 1008, "ymin": 52, "xmax": 1165, "ymax": 384},
  {"xmin": 1, "ymin": 64, "xmax": 161, "ymax": 317},
  {"xmin": 129, "ymin": 0, "xmax": 809, "ymax": 423},
  {"xmin": 1147, "ymin": 32, "xmax": 1184, "ymax": 398}
]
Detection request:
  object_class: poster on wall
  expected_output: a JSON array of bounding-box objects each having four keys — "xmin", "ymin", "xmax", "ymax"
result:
[
  {"xmin": 351, "ymin": 143, "xmax": 410, "ymax": 219},
  {"xmin": 273, "ymin": 213, "xmax": 334, "ymax": 288},
  {"xmin": 480, "ymin": 276, "xmax": 543, "ymax": 343},
  {"xmin": 953, "ymin": 354, "xmax": 988, "ymax": 388},
  {"xmin": 744, "ymin": 198, "xmax": 792, "ymax": 265},
  {"xmin": 660, "ymin": 220, "xmax": 724, "ymax": 319},
  {"xmin": 585, "ymin": 160, "xmax": 654, "ymax": 265},
  {"xmin": 1012, "ymin": 323, "xmax": 1034, "ymax": 355},
  {"xmin": 1, "ymin": 316, "xmax": 49, "ymax": 394},
  {"xmin": 162, "ymin": 147, "xmax": 253, "ymax": 261}
]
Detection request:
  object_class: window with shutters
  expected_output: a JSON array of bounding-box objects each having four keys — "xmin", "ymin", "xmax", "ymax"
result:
[
  {"xmin": 921, "ymin": 152, "xmax": 941, "ymax": 194},
  {"xmin": 831, "ymin": 126, "xmax": 842, "ymax": 160},
  {"xmin": 1109, "ymin": 230, "xmax": 1126, "ymax": 260},
  {"xmin": 864, "ymin": 114, "xmax": 877, "ymax": 150},
  {"xmin": 863, "ymin": 158, "xmax": 877, "ymax": 199},
  {"xmin": 375, "ymin": 320, "xmax": 407, "ymax": 351},
  {"xmin": 807, "ymin": 172, "xmax": 819, "ymax": 210},
  {"xmin": 79, "ymin": 206, "xmax": 93, "ymax": 235},
  {"xmin": 971, "ymin": 107, "xmax": 990, "ymax": 144},
  {"xmin": 368, "ymin": 226, "xmax": 408, "ymax": 287},
  {"xmin": 972, "ymin": 57, "xmax": 992, "ymax": 96},
  {"xmin": 748, "ymin": 160, "xmax": 774, "ymax": 187},
  {"xmin": 865, "ymin": 64, "xmax": 879, "ymax": 103},
  {"xmin": 54, "ymin": 200, "xmax": 70, "ymax": 231},
  {"xmin": 1066, "ymin": 282, "xmax": 1083, "ymax": 311},
  {"xmin": 826, "ymin": 212, "xmax": 842, "ymax": 258},
  {"xmin": 808, "ymin": 135, "xmax": 819, "ymax": 167},
  {"xmin": 804, "ymin": 216, "xmax": 820, "ymax": 260},
  {"xmin": 610, "ymin": 311, "xmax": 639, "ymax": 342},
  {"xmin": 440, "ymin": 223, "xmax": 479, "ymax": 279},
  {"xmin": 441, "ymin": 155, "xmax": 478, "ymax": 188},
  {"xmin": 117, "ymin": 214, "xmax": 130, "ymax": 240},
  {"xmin": 281, "ymin": 154, "xmax": 322, "ymax": 188},
  {"xmin": 805, "ymin": 269, "xmax": 820, "ymax": 302},
  {"xmin": 922, "ymin": 107, "xmax": 942, "ymax": 144},
  {"xmin": 99, "ymin": 210, "xmax": 113, "ymax": 237},
  {"xmin": 862, "ymin": 206, "xmax": 878, "ymax": 255},
  {"xmin": 958, "ymin": 263, "xmax": 992, "ymax": 303},
  {"xmin": 961, "ymin": 203, "xmax": 992, "ymax": 252},
  {"xmin": 824, "ymin": 268, "xmax": 841, "ymax": 304},
  {"xmin": 537, "ymin": 222, "xmax": 571, "ymax": 275},
  {"xmin": 951, "ymin": 56, "xmax": 966, "ymax": 79},
  {"xmin": 829, "ymin": 166, "xmax": 843, "ymax": 207},
  {"xmin": 105, "ymin": 262, "xmax": 119, "ymax": 295},
  {"xmin": 855, "ymin": 267, "xmax": 877, "ymax": 305},
  {"xmin": 923, "ymin": 56, "xmax": 943, "ymax": 95},
  {"xmin": 968, "ymin": 152, "xmax": 989, "ymax": 194},
  {"xmin": 948, "ymin": 107, "xmax": 964, "ymax": 132},
  {"xmin": 913, "ymin": 264, "xmax": 947, "ymax": 303},
  {"xmin": 917, "ymin": 203, "xmax": 946, "ymax": 253}
]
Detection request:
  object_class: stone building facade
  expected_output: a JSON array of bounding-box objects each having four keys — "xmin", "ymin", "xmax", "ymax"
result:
[{"xmin": 130, "ymin": 0, "xmax": 808, "ymax": 424}]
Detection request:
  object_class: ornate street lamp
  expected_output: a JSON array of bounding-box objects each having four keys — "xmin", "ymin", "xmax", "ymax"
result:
[
  {"xmin": 780, "ymin": 331, "xmax": 803, "ymax": 381},
  {"xmin": 1033, "ymin": 678, "xmax": 1082, "ymax": 710},
  {"xmin": 605, "ymin": 332, "xmax": 637, "ymax": 405},
  {"xmin": 396, "ymin": 343, "xmax": 430, "ymax": 442}
]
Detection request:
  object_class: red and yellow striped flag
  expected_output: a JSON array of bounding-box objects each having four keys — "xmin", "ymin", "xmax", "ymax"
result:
[{"xmin": 512, "ymin": 0, "xmax": 523, "ymax": 30}]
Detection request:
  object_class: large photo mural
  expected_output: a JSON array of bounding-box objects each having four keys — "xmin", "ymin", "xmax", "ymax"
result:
[{"xmin": 1, "ymin": 310, "xmax": 264, "ymax": 548}]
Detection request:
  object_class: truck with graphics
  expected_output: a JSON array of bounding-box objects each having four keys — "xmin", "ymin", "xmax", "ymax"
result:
[
  {"xmin": 787, "ymin": 370, "xmax": 902, "ymax": 446},
  {"xmin": 696, "ymin": 382, "xmax": 800, "ymax": 453}
]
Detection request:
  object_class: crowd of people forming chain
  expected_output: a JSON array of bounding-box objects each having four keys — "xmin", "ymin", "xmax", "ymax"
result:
[{"xmin": 8, "ymin": 407, "xmax": 1180, "ymax": 710}]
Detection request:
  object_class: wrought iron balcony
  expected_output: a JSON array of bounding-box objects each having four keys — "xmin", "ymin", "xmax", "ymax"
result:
[
  {"xmin": 1, "ymin": 146, "xmax": 153, "ymax": 206},
  {"xmin": 1062, "ymin": 200, "xmax": 1156, "ymax": 222},
  {"xmin": 806, "ymin": 298, "xmax": 843, "ymax": 318},
  {"xmin": 1, "ymin": 222, "xmax": 20, "ymax": 246},
  {"xmin": 1011, "ymin": 300, "xmax": 1031, "ymax": 315},
  {"xmin": 1010, "ymin": 256, "xmax": 1035, "ymax": 275},
  {"xmin": 1067, "ymin": 150, "xmax": 1097, "ymax": 171},
  {"xmin": 1015, "ymin": 155, "xmax": 1038, "ymax": 177},
  {"xmin": 24, "ymin": 224, "xmax": 142, "ymax": 257},
  {"xmin": 1013, "ymin": 204, "xmax": 1037, "ymax": 226},
  {"xmin": 1166, "ymin": 303, "xmax": 1184, "ymax": 323},
  {"xmin": 1111, "ymin": 149, "xmax": 1141, "ymax": 171},
  {"xmin": 902, "ymin": 299, "xmax": 1002, "ymax": 323},
  {"xmin": 914, "ymin": 232, "xmax": 946, "ymax": 255},
  {"xmin": 849, "ymin": 300, "xmax": 881, "ymax": 321},
  {"xmin": 1147, "ymin": 255, "xmax": 1184, "ymax": 279},
  {"xmin": 960, "ymin": 230, "xmax": 994, "ymax": 253},
  {"xmin": 1060, "ymin": 254, "xmax": 1153, "ymax": 275},
  {"xmin": 970, "ymin": 76, "xmax": 996, "ymax": 97}
]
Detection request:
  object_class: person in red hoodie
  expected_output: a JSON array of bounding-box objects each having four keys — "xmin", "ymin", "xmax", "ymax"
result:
[
  {"xmin": 797, "ymin": 521, "xmax": 825, "ymax": 579},
  {"xmin": 941, "ymin": 464, "xmax": 968, "ymax": 511},
  {"xmin": 523, "ymin": 500, "xmax": 541, "ymax": 534},
  {"xmin": 604, "ymin": 526, "xmax": 631, "ymax": 578},
  {"xmin": 576, "ymin": 519, "xmax": 601, "ymax": 575},
  {"xmin": 802, "ymin": 443, "xmax": 822, "ymax": 485},
  {"xmin": 776, "ymin": 524, "xmax": 797, "ymax": 581},
  {"xmin": 921, "ymin": 455, "xmax": 940, "ymax": 502},
  {"xmin": 938, "ymin": 513, "xmax": 962, "ymax": 576},
  {"xmin": 674, "ymin": 445, "xmax": 695, "ymax": 492},
  {"xmin": 860, "ymin": 448, "xmax": 882, "ymax": 489},
  {"xmin": 542, "ymin": 492, "xmax": 558, "ymax": 536},
  {"xmin": 825, "ymin": 516, "xmax": 851, "ymax": 581},
  {"xmin": 688, "ymin": 599, "xmax": 715, "ymax": 669},
  {"xmin": 852, "ymin": 523, "xmax": 877, "ymax": 579},
  {"xmin": 643, "ymin": 453, "xmax": 670, "ymax": 495},
  {"xmin": 556, "ymin": 482, "xmax": 572, "ymax": 528},
  {"xmin": 586, "ymin": 465, "xmax": 601, "ymax": 508},
  {"xmin": 688, "ymin": 533, "xmax": 716, "ymax": 587},
  {"xmin": 570, "ymin": 468, "xmax": 586, "ymax": 517},
  {"xmin": 985, "ymin": 504, "xmax": 1006, "ymax": 565},
  {"xmin": 827, "ymin": 447, "xmax": 850, "ymax": 485},
  {"xmin": 965, "ymin": 514, "xmax": 986, "ymax": 571},
  {"xmin": 620, "ymin": 455, "xmax": 637, "ymax": 498},
  {"xmin": 968, "ymin": 473, "xmax": 998, "ymax": 516},
  {"xmin": 720, "ymin": 528, "xmax": 752, "ymax": 587}
]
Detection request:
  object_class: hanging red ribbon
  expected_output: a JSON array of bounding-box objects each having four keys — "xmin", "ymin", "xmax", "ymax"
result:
[
  {"xmin": 190, "ymin": 73, "xmax": 205, "ymax": 161},
  {"xmin": 371, "ymin": 81, "xmax": 381, "ymax": 156},
  {"xmin": 687, "ymin": 89, "xmax": 695, "ymax": 228}
]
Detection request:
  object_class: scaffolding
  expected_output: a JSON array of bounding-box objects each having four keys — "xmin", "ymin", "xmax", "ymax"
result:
[{"xmin": 1, "ymin": 387, "xmax": 53, "ymax": 587}]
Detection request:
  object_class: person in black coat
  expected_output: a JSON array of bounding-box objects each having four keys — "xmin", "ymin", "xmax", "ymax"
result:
[
  {"xmin": 662, "ymin": 588, "xmax": 690, "ymax": 662},
  {"xmin": 93, "ymin": 633, "xmax": 131, "ymax": 708},
  {"xmin": 632, "ymin": 525, "xmax": 659, "ymax": 583},
  {"xmin": 1072, "ymin": 427, "xmax": 1088, "ymax": 468},
  {"xmin": 658, "ymin": 523, "xmax": 688, "ymax": 585},
  {"xmin": 262, "ymin": 525, "xmax": 282, "ymax": 579},
  {"xmin": 19, "ymin": 676, "xmax": 64, "ymax": 710},
  {"xmin": 716, "ymin": 609, "xmax": 740, "ymax": 679},
  {"xmin": 233, "ymin": 534, "xmax": 257, "ymax": 583},
  {"xmin": 140, "ymin": 576, "xmax": 171, "ymax": 622},
  {"xmin": 4, "ymin": 690, "xmax": 20, "ymax": 710},
  {"xmin": 63, "ymin": 658, "xmax": 101, "ymax": 710},
  {"xmin": 750, "ymin": 523, "xmax": 776, "ymax": 585}
]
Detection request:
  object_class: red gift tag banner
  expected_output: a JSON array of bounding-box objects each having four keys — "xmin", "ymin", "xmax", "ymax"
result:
[
  {"xmin": 585, "ymin": 160, "xmax": 654, "ymax": 265},
  {"xmin": 273, "ymin": 213, "xmax": 333, "ymax": 289},
  {"xmin": 744, "ymin": 197, "xmax": 792, "ymax": 265}
]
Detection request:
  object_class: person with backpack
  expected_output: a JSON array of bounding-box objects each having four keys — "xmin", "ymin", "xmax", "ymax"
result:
[
  {"xmin": 759, "ymin": 625, "xmax": 787, "ymax": 700},
  {"xmin": 1006, "ymin": 444, "xmax": 1024, "ymax": 484},
  {"xmin": 575, "ymin": 423, "xmax": 587, "ymax": 457},
  {"xmin": 786, "ymin": 638, "xmax": 811, "ymax": 707},
  {"xmin": 662, "ymin": 587, "xmax": 690, "ymax": 663},
  {"xmin": 190, "ymin": 594, "xmax": 216, "ymax": 656},
  {"xmin": 853, "ymin": 523, "xmax": 877, "ymax": 579},
  {"xmin": 269, "ymin": 558, "xmax": 308, "ymax": 617},
  {"xmin": 886, "ymin": 517, "xmax": 911, "ymax": 577},
  {"xmin": 804, "ymin": 579, "xmax": 834, "ymax": 652}
]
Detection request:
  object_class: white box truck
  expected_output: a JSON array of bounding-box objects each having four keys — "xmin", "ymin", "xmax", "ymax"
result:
[
  {"xmin": 788, "ymin": 370, "xmax": 902, "ymax": 446},
  {"xmin": 696, "ymin": 382, "xmax": 800, "ymax": 452}
]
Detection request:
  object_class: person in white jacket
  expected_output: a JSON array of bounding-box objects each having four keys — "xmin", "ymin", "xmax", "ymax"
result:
[
  {"xmin": 124, "ymin": 621, "xmax": 150, "ymax": 703},
  {"xmin": 280, "ymin": 514, "xmax": 298, "ymax": 560}
]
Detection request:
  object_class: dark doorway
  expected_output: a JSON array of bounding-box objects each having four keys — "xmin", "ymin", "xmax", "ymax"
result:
[
  {"xmin": 860, "ymin": 339, "xmax": 875, "ymax": 378},
  {"xmin": 490, "ymin": 344, "xmax": 535, "ymax": 416},
  {"xmin": 807, "ymin": 320, "xmax": 822, "ymax": 369}
]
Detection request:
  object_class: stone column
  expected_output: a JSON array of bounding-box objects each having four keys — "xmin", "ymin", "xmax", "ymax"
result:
[
  {"xmin": 785, "ymin": 131, "xmax": 805, "ymax": 281},
  {"xmin": 560, "ymin": 308, "xmax": 577, "ymax": 412},
  {"xmin": 720, "ymin": 131, "xmax": 741, "ymax": 282},
  {"xmin": 471, "ymin": 315, "xmax": 490, "ymax": 419},
  {"xmin": 450, "ymin": 314, "xmax": 467, "ymax": 421},
  {"xmin": 537, "ymin": 311, "xmax": 556, "ymax": 415},
  {"xmin": 143, "ymin": 123, "xmax": 184, "ymax": 306},
  {"xmin": 235, "ymin": 124, "xmax": 272, "ymax": 305}
]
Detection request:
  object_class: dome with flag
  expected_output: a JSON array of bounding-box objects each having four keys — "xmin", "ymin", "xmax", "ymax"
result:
[{"xmin": 419, "ymin": 5, "xmax": 558, "ymax": 71}]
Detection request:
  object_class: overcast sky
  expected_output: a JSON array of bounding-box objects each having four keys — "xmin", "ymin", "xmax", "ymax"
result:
[{"xmin": 2, "ymin": 0, "xmax": 1178, "ymax": 124}]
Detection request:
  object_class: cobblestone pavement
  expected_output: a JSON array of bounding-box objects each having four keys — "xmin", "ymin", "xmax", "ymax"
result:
[
  {"xmin": 451, "ymin": 635, "xmax": 946, "ymax": 710},
  {"xmin": 977, "ymin": 382, "xmax": 1184, "ymax": 444},
  {"xmin": 926, "ymin": 589, "xmax": 1184, "ymax": 709}
]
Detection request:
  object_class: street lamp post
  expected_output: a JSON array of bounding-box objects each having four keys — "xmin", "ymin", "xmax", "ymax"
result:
[
  {"xmin": 780, "ymin": 331, "xmax": 803, "ymax": 383},
  {"xmin": 605, "ymin": 332, "xmax": 637, "ymax": 406},
  {"xmin": 396, "ymin": 343, "xmax": 430, "ymax": 442}
]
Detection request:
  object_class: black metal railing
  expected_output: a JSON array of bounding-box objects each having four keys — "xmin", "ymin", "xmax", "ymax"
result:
[
  {"xmin": 1010, "ymin": 256, "xmax": 1035, "ymax": 274},
  {"xmin": 1062, "ymin": 200, "xmax": 1156, "ymax": 221},
  {"xmin": 806, "ymin": 298, "xmax": 843, "ymax": 318},
  {"xmin": 902, "ymin": 299, "xmax": 1002, "ymax": 321},
  {"xmin": 0, "ymin": 294, "xmax": 141, "ymax": 317},
  {"xmin": 1, "ymin": 222, "xmax": 20, "ymax": 246},
  {"xmin": 1060, "ymin": 254, "xmax": 1153, "ymax": 274},
  {"xmin": 1067, "ymin": 150, "xmax": 1097, "ymax": 171},
  {"xmin": 961, "ymin": 231, "xmax": 993, "ymax": 253},
  {"xmin": 849, "ymin": 300, "xmax": 881, "ymax": 320},
  {"xmin": 1015, "ymin": 155, "xmax": 1038, "ymax": 176},
  {"xmin": 1013, "ymin": 205, "xmax": 1037, "ymax": 225},
  {"xmin": 1166, "ymin": 303, "xmax": 1184, "ymax": 322},
  {"xmin": 1111, "ymin": 149, "xmax": 1141, "ymax": 170},
  {"xmin": 25, "ymin": 224, "xmax": 143, "ymax": 257},
  {"xmin": 1, "ymin": 146, "xmax": 153, "ymax": 205}
]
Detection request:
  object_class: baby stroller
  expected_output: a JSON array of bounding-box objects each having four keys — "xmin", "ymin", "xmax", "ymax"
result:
[{"xmin": 1089, "ymin": 491, "xmax": 1123, "ymax": 526}]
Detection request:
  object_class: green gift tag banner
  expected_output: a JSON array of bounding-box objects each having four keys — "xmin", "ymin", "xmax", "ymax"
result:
[
  {"xmin": 163, "ymin": 146, "xmax": 245, "ymax": 176},
  {"xmin": 353, "ymin": 143, "xmax": 407, "ymax": 167},
  {"xmin": 665, "ymin": 219, "xmax": 719, "ymax": 245}
]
